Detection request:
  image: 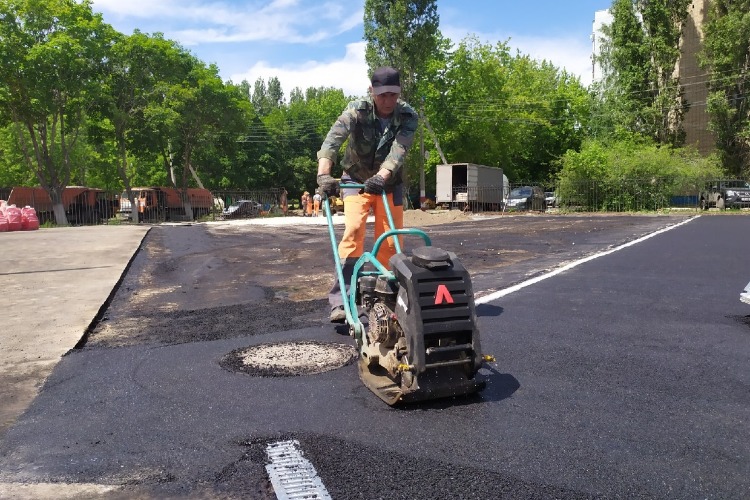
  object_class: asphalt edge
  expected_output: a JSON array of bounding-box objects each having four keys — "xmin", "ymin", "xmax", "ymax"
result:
[{"xmin": 70, "ymin": 226, "xmax": 152, "ymax": 352}]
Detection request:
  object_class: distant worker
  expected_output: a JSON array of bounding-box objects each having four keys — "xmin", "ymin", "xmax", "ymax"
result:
[
  {"xmin": 312, "ymin": 191, "xmax": 322, "ymax": 217},
  {"xmin": 301, "ymin": 191, "xmax": 310, "ymax": 217},
  {"xmin": 280, "ymin": 188, "xmax": 288, "ymax": 216},
  {"xmin": 316, "ymin": 66, "xmax": 418, "ymax": 322}
]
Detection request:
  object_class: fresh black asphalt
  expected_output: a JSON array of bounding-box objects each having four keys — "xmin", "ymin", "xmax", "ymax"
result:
[{"xmin": 1, "ymin": 215, "xmax": 749, "ymax": 499}]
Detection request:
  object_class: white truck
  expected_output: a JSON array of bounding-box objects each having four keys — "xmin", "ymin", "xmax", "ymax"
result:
[{"xmin": 435, "ymin": 163, "xmax": 508, "ymax": 209}]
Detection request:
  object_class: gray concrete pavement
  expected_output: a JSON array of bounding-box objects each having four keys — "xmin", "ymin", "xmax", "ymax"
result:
[{"xmin": 0, "ymin": 225, "xmax": 150, "ymax": 439}]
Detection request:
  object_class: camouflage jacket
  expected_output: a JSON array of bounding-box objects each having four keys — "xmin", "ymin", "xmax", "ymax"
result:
[{"xmin": 317, "ymin": 97, "xmax": 418, "ymax": 187}]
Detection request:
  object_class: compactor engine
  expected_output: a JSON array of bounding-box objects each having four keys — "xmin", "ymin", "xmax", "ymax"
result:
[
  {"xmin": 356, "ymin": 246, "xmax": 485, "ymax": 404},
  {"xmin": 324, "ymin": 184, "xmax": 491, "ymax": 405}
]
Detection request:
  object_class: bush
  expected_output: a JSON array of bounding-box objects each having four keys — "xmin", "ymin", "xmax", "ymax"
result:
[{"xmin": 556, "ymin": 136, "xmax": 724, "ymax": 211}]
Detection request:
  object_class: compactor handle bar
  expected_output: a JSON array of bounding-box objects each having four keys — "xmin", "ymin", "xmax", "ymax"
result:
[{"xmin": 322, "ymin": 182, "xmax": 431, "ymax": 335}]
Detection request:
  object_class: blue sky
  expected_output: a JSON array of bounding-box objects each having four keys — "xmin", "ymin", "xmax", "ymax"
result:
[{"xmin": 90, "ymin": 0, "xmax": 613, "ymax": 99}]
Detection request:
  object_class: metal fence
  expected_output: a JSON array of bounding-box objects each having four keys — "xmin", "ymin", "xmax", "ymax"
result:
[
  {"xmin": 131, "ymin": 188, "xmax": 288, "ymax": 223},
  {"xmin": 3, "ymin": 179, "xmax": 747, "ymax": 226},
  {"xmin": 443, "ymin": 186, "xmax": 506, "ymax": 212},
  {"xmin": 552, "ymin": 178, "xmax": 708, "ymax": 212},
  {"xmin": 438, "ymin": 178, "xmax": 748, "ymax": 213},
  {"xmin": 0, "ymin": 187, "xmax": 286, "ymax": 225},
  {"xmin": 210, "ymin": 188, "xmax": 287, "ymax": 220}
]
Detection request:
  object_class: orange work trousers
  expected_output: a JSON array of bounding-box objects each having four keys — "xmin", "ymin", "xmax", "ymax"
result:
[
  {"xmin": 339, "ymin": 191, "xmax": 403, "ymax": 268},
  {"xmin": 313, "ymin": 199, "xmax": 321, "ymax": 217}
]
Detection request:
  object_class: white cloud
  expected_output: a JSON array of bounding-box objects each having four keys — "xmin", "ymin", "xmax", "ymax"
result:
[
  {"xmin": 230, "ymin": 41, "xmax": 370, "ymax": 99},
  {"xmin": 511, "ymin": 35, "xmax": 595, "ymax": 86},
  {"xmin": 90, "ymin": 0, "xmax": 177, "ymax": 18},
  {"xmin": 91, "ymin": 0, "xmax": 362, "ymax": 45},
  {"xmin": 236, "ymin": 30, "xmax": 596, "ymax": 101}
]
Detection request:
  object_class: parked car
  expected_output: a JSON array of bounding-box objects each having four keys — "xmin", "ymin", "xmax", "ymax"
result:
[
  {"xmin": 545, "ymin": 191, "xmax": 557, "ymax": 208},
  {"xmin": 699, "ymin": 180, "xmax": 750, "ymax": 210},
  {"xmin": 742, "ymin": 280, "xmax": 750, "ymax": 305},
  {"xmin": 506, "ymin": 186, "xmax": 547, "ymax": 211},
  {"xmin": 222, "ymin": 199, "xmax": 262, "ymax": 219}
]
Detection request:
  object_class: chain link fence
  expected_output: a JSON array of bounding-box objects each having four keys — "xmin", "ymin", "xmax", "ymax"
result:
[
  {"xmin": 3, "ymin": 179, "xmax": 748, "ymax": 225},
  {"xmin": 552, "ymin": 177, "xmax": 731, "ymax": 212},
  {"xmin": 429, "ymin": 177, "xmax": 750, "ymax": 213}
]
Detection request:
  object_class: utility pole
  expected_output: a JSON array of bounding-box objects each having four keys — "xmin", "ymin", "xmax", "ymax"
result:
[{"xmin": 420, "ymin": 116, "xmax": 426, "ymax": 207}]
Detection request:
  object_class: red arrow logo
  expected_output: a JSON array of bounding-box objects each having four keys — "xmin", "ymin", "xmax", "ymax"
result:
[{"xmin": 434, "ymin": 284, "xmax": 454, "ymax": 305}]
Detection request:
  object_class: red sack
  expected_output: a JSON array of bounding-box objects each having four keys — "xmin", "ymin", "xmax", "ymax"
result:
[
  {"xmin": 21, "ymin": 206, "xmax": 40, "ymax": 231},
  {"xmin": 6, "ymin": 205, "xmax": 22, "ymax": 231},
  {"xmin": 0, "ymin": 211, "xmax": 8, "ymax": 232}
]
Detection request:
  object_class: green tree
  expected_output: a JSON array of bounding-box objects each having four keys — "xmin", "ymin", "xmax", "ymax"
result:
[
  {"xmin": 699, "ymin": 0, "xmax": 750, "ymax": 176},
  {"xmin": 104, "ymin": 31, "xmax": 192, "ymax": 217},
  {"xmin": 0, "ymin": 0, "xmax": 116, "ymax": 225},
  {"xmin": 0, "ymin": 124, "xmax": 34, "ymax": 186},
  {"xmin": 596, "ymin": 0, "xmax": 691, "ymax": 145},
  {"xmin": 363, "ymin": 0, "xmax": 440, "ymax": 101},
  {"xmin": 245, "ymin": 86, "xmax": 349, "ymax": 197},
  {"xmin": 251, "ymin": 76, "xmax": 284, "ymax": 116},
  {"xmin": 420, "ymin": 36, "xmax": 589, "ymax": 183},
  {"xmin": 159, "ymin": 62, "xmax": 251, "ymax": 218}
]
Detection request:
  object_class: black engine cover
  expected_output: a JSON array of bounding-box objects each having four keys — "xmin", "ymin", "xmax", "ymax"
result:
[{"xmin": 389, "ymin": 246, "xmax": 482, "ymax": 375}]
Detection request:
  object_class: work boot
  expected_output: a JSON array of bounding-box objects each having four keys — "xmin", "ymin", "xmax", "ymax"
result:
[{"xmin": 329, "ymin": 306, "xmax": 346, "ymax": 323}]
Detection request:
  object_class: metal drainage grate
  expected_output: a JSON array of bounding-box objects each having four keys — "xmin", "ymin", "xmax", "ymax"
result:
[{"xmin": 266, "ymin": 440, "xmax": 332, "ymax": 500}]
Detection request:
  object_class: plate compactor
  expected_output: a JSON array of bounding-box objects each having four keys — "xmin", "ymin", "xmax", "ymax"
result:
[{"xmin": 324, "ymin": 185, "xmax": 492, "ymax": 405}]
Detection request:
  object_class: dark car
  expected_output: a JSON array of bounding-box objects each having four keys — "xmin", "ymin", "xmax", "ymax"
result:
[
  {"xmin": 506, "ymin": 186, "xmax": 547, "ymax": 211},
  {"xmin": 222, "ymin": 200, "xmax": 262, "ymax": 219},
  {"xmin": 699, "ymin": 180, "xmax": 750, "ymax": 210}
]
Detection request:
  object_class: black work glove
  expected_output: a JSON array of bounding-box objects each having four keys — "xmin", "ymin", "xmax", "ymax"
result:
[
  {"xmin": 316, "ymin": 174, "xmax": 339, "ymax": 196},
  {"xmin": 364, "ymin": 174, "xmax": 386, "ymax": 195}
]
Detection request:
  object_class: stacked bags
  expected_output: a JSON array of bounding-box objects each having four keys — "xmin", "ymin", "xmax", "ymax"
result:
[{"xmin": 0, "ymin": 200, "xmax": 39, "ymax": 231}]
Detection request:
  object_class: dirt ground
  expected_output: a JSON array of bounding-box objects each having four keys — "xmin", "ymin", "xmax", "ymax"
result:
[{"xmin": 86, "ymin": 209, "xmax": 692, "ymax": 350}]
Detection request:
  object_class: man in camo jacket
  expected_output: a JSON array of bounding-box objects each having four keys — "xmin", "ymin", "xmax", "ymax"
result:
[{"xmin": 316, "ymin": 66, "xmax": 419, "ymax": 323}]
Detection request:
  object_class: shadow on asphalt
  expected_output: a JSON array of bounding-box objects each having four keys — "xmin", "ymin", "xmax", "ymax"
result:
[
  {"xmin": 392, "ymin": 367, "xmax": 520, "ymax": 411},
  {"xmin": 476, "ymin": 303, "xmax": 503, "ymax": 317}
]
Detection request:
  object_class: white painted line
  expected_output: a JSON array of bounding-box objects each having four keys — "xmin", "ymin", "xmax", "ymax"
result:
[
  {"xmin": 476, "ymin": 216, "xmax": 700, "ymax": 305},
  {"xmin": 266, "ymin": 440, "xmax": 332, "ymax": 500}
]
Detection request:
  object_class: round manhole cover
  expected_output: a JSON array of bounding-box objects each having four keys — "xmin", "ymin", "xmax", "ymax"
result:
[{"xmin": 220, "ymin": 340, "xmax": 359, "ymax": 377}]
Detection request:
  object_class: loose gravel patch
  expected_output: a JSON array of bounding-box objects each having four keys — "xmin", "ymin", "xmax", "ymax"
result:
[{"xmin": 220, "ymin": 340, "xmax": 359, "ymax": 377}]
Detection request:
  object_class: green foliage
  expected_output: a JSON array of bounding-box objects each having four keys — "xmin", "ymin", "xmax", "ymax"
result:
[
  {"xmin": 0, "ymin": 0, "xmax": 730, "ymax": 215},
  {"xmin": 557, "ymin": 134, "xmax": 723, "ymax": 210},
  {"xmin": 0, "ymin": 0, "xmax": 117, "ymax": 224},
  {"xmin": 364, "ymin": 0, "xmax": 440, "ymax": 101},
  {"xmin": 595, "ymin": 0, "xmax": 690, "ymax": 145},
  {"xmin": 420, "ymin": 36, "xmax": 590, "ymax": 183},
  {"xmin": 0, "ymin": 125, "xmax": 34, "ymax": 186},
  {"xmin": 251, "ymin": 77, "xmax": 285, "ymax": 116},
  {"xmin": 699, "ymin": 0, "xmax": 750, "ymax": 176}
]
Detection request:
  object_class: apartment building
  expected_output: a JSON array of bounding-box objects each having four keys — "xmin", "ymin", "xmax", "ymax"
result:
[{"xmin": 592, "ymin": 0, "xmax": 714, "ymax": 154}]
